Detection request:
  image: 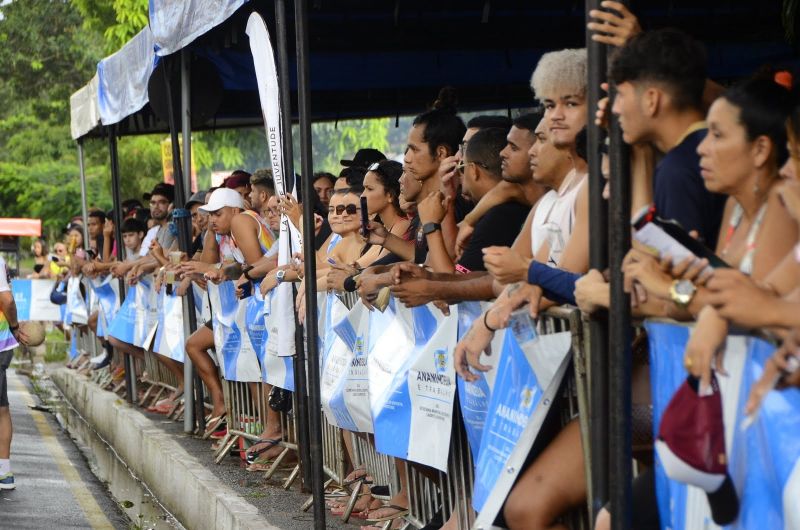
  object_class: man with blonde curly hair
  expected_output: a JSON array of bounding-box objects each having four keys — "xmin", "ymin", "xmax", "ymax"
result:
[{"xmin": 491, "ymin": 48, "xmax": 592, "ymax": 530}]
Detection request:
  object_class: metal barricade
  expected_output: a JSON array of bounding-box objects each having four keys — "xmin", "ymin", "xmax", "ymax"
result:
[
  {"xmin": 540, "ymin": 307, "xmax": 591, "ymax": 530},
  {"xmin": 402, "ymin": 306, "xmax": 591, "ymax": 530},
  {"xmin": 404, "ymin": 405, "xmax": 475, "ymax": 529},
  {"xmin": 215, "ymin": 380, "xmax": 265, "ymax": 463}
]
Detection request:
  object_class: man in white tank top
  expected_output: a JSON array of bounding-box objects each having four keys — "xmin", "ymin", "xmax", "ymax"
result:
[
  {"xmin": 529, "ymin": 117, "xmax": 585, "ymax": 265},
  {"xmin": 458, "ymin": 48, "xmax": 593, "ymax": 530}
]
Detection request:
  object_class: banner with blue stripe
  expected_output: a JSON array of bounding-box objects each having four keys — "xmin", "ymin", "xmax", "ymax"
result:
[
  {"xmin": 208, "ymin": 281, "xmax": 262, "ymax": 382},
  {"xmin": 88, "ymin": 275, "xmax": 119, "ymax": 334},
  {"xmin": 456, "ymin": 301, "xmax": 505, "ymax": 460},
  {"xmin": 262, "ymin": 289, "xmax": 295, "ymax": 390},
  {"xmin": 646, "ymin": 321, "xmax": 800, "ymax": 530},
  {"xmin": 320, "ymin": 295, "xmax": 372, "ymax": 433},
  {"xmin": 367, "ymin": 297, "xmax": 459, "ymax": 472},
  {"xmin": 11, "ymin": 279, "xmax": 62, "ymax": 322},
  {"xmin": 153, "ymin": 287, "xmax": 186, "ymax": 362},
  {"xmin": 65, "ymin": 276, "xmax": 88, "ymax": 326},
  {"xmin": 472, "ymin": 311, "xmax": 571, "ymax": 526}
]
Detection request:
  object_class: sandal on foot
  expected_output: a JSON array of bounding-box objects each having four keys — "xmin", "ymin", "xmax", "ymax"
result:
[
  {"xmin": 245, "ymin": 438, "xmax": 281, "ymax": 465},
  {"xmin": 365, "ymin": 504, "xmax": 409, "ymax": 524},
  {"xmin": 203, "ymin": 414, "xmax": 226, "ymax": 438}
]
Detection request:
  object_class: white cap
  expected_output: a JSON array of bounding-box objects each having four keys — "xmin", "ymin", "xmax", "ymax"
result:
[{"xmin": 199, "ymin": 188, "xmax": 244, "ymax": 213}]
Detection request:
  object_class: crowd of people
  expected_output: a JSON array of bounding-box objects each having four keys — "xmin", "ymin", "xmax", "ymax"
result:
[{"xmin": 1, "ymin": 2, "xmax": 799, "ymax": 528}]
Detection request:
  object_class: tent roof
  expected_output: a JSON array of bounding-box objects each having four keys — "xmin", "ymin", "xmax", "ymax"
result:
[{"xmin": 70, "ymin": 0, "xmax": 799, "ymax": 140}]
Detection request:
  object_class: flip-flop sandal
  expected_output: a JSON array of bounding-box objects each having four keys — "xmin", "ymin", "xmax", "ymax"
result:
[
  {"xmin": 343, "ymin": 468, "xmax": 373, "ymax": 487},
  {"xmin": 148, "ymin": 400, "xmax": 174, "ymax": 414},
  {"xmin": 245, "ymin": 438, "xmax": 282, "ymax": 465},
  {"xmin": 370, "ymin": 485, "xmax": 391, "ymax": 500},
  {"xmin": 365, "ymin": 504, "xmax": 409, "ymax": 524},
  {"xmin": 202, "ymin": 414, "xmax": 227, "ymax": 439},
  {"xmin": 327, "ymin": 491, "xmax": 374, "ymax": 512}
]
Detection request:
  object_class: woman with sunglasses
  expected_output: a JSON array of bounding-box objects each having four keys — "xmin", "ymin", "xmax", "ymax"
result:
[
  {"xmin": 354, "ymin": 160, "xmax": 410, "ymax": 267},
  {"xmin": 327, "ymin": 193, "xmax": 366, "ymax": 262}
]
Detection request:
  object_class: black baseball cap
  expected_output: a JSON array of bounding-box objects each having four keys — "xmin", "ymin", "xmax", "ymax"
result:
[
  {"xmin": 340, "ymin": 148, "xmax": 386, "ymax": 168},
  {"xmin": 184, "ymin": 190, "xmax": 208, "ymax": 209}
]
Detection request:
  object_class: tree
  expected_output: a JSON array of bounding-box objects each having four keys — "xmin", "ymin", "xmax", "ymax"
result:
[
  {"xmin": 304, "ymin": 118, "xmax": 392, "ymax": 173},
  {"xmin": 72, "ymin": 0, "xmax": 149, "ymax": 54},
  {"xmin": 0, "ymin": 0, "xmax": 101, "ymax": 122}
]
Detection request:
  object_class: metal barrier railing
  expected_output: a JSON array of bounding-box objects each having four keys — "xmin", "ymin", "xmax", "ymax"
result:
[{"xmin": 69, "ymin": 279, "xmax": 601, "ymax": 530}]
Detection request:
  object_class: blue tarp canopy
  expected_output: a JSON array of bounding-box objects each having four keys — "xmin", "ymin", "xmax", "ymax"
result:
[{"xmin": 70, "ymin": 0, "xmax": 800, "ymax": 140}]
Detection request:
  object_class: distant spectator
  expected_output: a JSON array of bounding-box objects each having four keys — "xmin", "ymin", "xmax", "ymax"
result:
[{"xmin": 312, "ymin": 172, "xmax": 336, "ymax": 208}]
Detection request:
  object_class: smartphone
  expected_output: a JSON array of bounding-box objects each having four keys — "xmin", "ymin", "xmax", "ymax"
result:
[
  {"xmin": 631, "ymin": 205, "xmax": 729, "ymax": 271},
  {"xmin": 360, "ymin": 196, "xmax": 370, "ymax": 238},
  {"xmin": 239, "ymin": 281, "xmax": 253, "ymax": 299}
]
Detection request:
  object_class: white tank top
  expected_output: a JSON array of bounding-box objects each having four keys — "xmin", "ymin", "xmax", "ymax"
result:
[{"xmin": 530, "ymin": 172, "xmax": 586, "ymax": 267}]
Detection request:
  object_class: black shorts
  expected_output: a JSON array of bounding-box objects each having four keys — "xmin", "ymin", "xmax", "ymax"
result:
[{"xmin": 0, "ymin": 349, "xmax": 13, "ymax": 407}]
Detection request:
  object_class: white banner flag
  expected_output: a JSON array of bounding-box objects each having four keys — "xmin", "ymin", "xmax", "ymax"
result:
[{"xmin": 246, "ymin": 12, "xmax": 303, "ymax": 358}]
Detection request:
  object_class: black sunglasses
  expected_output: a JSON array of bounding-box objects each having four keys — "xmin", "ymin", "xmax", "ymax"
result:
[{"xmin": 329, "ymin": 204, "xmax": 360, "ymax": 215}]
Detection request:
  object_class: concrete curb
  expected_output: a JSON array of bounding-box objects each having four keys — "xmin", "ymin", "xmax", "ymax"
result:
[{"xmin": 51, "ymin": 368, "xmax": 282, "ymax": 530}]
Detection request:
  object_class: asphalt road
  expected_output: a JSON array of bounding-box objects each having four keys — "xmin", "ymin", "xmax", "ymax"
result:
[{"xmin": 0, "ymin": 368, "xmax": 127, "ymax": 529}]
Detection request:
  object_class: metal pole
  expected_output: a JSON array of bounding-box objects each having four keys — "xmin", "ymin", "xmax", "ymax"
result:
[
  {"xmin": 180, "ymin": 48, "xmax": 201, "ymax": 434},
  {"xmin": 585, "ymin": 0, "xmax": 609, "ymax": 519},
  {"xmin": 607, "ymin": 21, "xmax": 633, "ymax": 530},
  {"xmin": 275, "ymin": 0, "xmax": 296, "ymax": 177},
  {"xmin": 276, "ymin": 0, "xmax": 313, "ymax": 491},
  {"xmin": 294, "ymin": 0, "xmax": 326, "ymax": 527},
  {"xmin": 77, "ymin": 140, "xmax": 98, "ymax": 360},
  {"xmin": 107, "ymin": 127, "xmax": 134, "ymax": 404},
  {"xmin": 78, "ymin": 141, "xmax": 90, "ymax": 249}
]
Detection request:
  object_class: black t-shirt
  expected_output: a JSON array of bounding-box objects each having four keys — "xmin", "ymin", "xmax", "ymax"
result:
[
  {"xmin": 653, "ymin": 128, "xmax": 727, "ymax": 249},
  {"xmin": 315, "ymin": 220, "xmax": 332, "ymax": 251},
  {"xmin": 454, "ymin": 194, "xmax": 475, "ymax": 224},
  {"xmin": 411, "ymin": 215, "xmax": 428, "ymax": 265},
  {"xmin": 190, "ymin": 233, "xmax": 204, "ymax": 256},
  {"xmin": 457, "ymin": 201, "xmax": 529, "ymax": 272}
]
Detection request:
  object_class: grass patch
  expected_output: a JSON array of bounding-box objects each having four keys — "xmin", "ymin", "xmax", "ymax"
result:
[
  {"xmin": 243, "ymin": 491, "xmax": 267, "ymax": 499},
  {"xmin": 44, "ymin": 348, "xmax": 67, "ymax": 363}
]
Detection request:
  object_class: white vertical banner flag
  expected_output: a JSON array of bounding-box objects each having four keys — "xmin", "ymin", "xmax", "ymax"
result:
[
  {"xmin": 65, "ymin": 276, "xmax": 89, "ymax": 325},
  {"xmin": 246, "ymin": 13, "xmax": 303, "ymax": 359}
]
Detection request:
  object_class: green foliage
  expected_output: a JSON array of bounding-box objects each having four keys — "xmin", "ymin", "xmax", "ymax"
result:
[
  {"xmin": 0, "ymin": 0, "xmax": 392, "ymax": 249},
  {"xmin": 304, "ymin": 118, "xmax": 392, "ymax": 173},
  {"xmin": 103, "ymin": 0, "xmax": 149, "ymax": 52},
  {"xmin": 72, "ymin": 0, "xmax": 149, "ymax": 54},
  {"xmin": 0, "ymin": 0, "xmax": 101, "ymax": 122}
]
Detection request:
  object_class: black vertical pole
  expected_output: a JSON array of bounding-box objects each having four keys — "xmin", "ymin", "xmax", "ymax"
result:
[
  {"xmin": 162, "ymin": 52, "xmax": 205, "ymax": 433},
  {"xmin": 294, "ymin": 1, "xmax": 326, "ymax": 528},
  {"xmin": 275, "ymin": 0, "xmax": 313, "ymax": 491},
  {"xmin": 607, "ymin": 15, "xmax": 633, "ymax": 530},
  {"xmin": 107, "ymin": 126, "xmax": 134, "ymax": 404},
  {"xmin": 586, "ymin": 0, "xmax": 609, "ymax": 519},
  {"xmin": 179, "ymin": 49, "xmax": 204, "ymax": 434},
  {"xmin": 275, "ymin": 0, "xmax": 296, "ymax": 180}
]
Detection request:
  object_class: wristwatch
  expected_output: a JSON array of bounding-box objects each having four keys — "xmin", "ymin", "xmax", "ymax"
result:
[
  {"xmin": 669, "ymin": 279, "xmax": 696, "ymax": 308},
  {"xmin": 275, "ymin": 269, "xmax": 286, "ymax": 284},
  {"xmin": 422, "ymin": 222, "xmax": 441, "ymax": 236}
]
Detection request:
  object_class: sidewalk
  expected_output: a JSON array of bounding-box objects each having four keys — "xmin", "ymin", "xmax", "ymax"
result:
[
  {"xmin": 1, "ymin": 368, "xmax": 127, "ymax": 529},
  {"xmin": 52, "ymin": 367, "xmax": 354, "ymax": 530}
]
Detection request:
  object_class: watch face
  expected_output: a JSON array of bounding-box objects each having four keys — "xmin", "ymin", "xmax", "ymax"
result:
[{"xmin": 676, "ymin": 280, "xmax": 695, "ymax": 296}]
